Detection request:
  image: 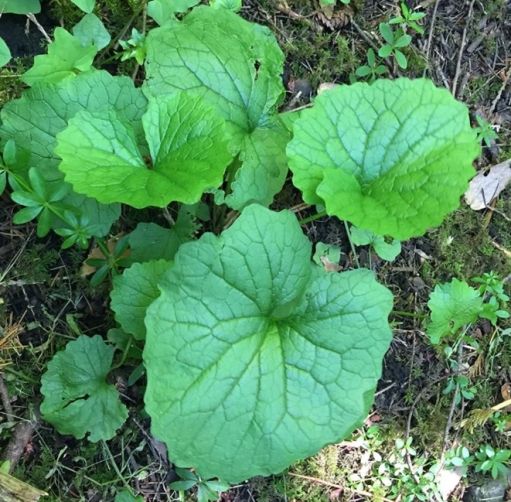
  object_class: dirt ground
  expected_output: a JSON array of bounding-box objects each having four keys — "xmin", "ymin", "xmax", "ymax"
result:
[{"xmin": 0, "ymin": 0, "xmax": 510, "ymax": 501}]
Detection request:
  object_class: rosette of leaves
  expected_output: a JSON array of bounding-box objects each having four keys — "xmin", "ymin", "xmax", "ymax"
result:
[
  {"xmin": 144, "ymin": 6, "xmax": 290, "ymax": 210},
  {"xmin": 143, "ymin": 204, "xmax": 393, "ymax": 482},
  {"xmin": 287, "ymin": 79, "xmax": 480, "ymax": 240}
]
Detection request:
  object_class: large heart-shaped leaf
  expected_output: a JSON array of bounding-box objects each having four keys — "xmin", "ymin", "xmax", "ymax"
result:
[
  {"xmin": 287, "ymin": 79, "xmax": 480, "ymax": 239},
  {"xmin": 56, "ymin": 93, "xmax": 232, "ymax": 208},
  {"xmin": 41, "ymin": 335, "xmax": 128, "ymax": 442},
  {"xmin": 144, "ymin": 204, "xmax": 393, "ymax": 482},
  {"xmin": 145, "ymin": 6, "xmax": 288, "ymax": 210}
]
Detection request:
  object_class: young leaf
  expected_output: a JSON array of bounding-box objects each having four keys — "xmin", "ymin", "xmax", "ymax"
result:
[
  {"xmin": 145, "ymin": 6, "xmax": 287, "ymax": 209},
  {"xmin": 70, "ymin": 0, "xmax": 95, "ymax": 13},
  {"xmin": 144, "ymin": 204, "xmax": 393, "ymax": 483},
  {"xmin": 379, "ymin": 23, "xmax": 394, "ymax": 44},
  {"xmin": 210, "ymin": 0, "xmax": 242, "ymax": 11},
  {"xmin": 350, "ymin": 226, "xmax": 401, "ymax": 262},
  {"xmin": 56, "ymin": 93, "xmax": 232, "ymax": 208},
  {"xmin": 427, "ymin": 279, "xmax": 483, "ymax": 344},
  {"xmin": 287, "ymin": 79, "xmax": 480, "ymax": 239},
  {"xmin": 114, "ymin": 490, "xmax": 144, "ymax": 502},
  {"xmin": 0, "ymin": 37, "xmax": 11, "ymax": 68},
  {"xmin": 22, "ymin": 28, "xmax": 97, "ymax": 86},
  {"xmin": 111, "ymin": 260, "xmax": 171, "ymax": 340},
  {"xmin": 40, "ymin": 335, "xmax": 128, "ymax": 442},
  {"xmin": 148, "ymin": 0, "xmax": 200, "ymax": 25},
  {"xmin": 0, "ymin": 0, "xmax": 40, "ymax": 14},
  {"xmin": 72, "ymin": 13, "xmax": 111, "ymax": 50}
]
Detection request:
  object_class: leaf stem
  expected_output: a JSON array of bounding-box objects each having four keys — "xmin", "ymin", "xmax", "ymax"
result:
[
  {"xmin": 298, "ymin": 210, "xmax": 327, "ymax": 225},
  {"xmin": 343, "ymin": 221, "xmax": 360, "ymax": 268}
]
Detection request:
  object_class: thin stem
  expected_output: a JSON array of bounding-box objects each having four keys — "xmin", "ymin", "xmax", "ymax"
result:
[
  {"xmin": 298, "ymin": 210, "xmax": 327, "ymax": 225},
  {"xmin": 112, "ymin": 338, "xmax": 133, "ymax": 370},
  {"xmin": 343, "ymin": 221, "xmax": 360, "ymax": 268},
  {"xmin": 102, "ymin": 441, "xmax": 132, "ymax": 492}
]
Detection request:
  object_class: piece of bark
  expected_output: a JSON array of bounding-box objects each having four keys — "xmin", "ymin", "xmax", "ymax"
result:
[
  {"xmin": 0, "ymin": 471, "xmax": 47, "ymax": 501},
  {"xmin": 3, "ymin": 420, "xmax": 38, "ymax": 473},
  {"xmin": 465, "ymin": 159, "xmax": 511, "ymax": 210}
]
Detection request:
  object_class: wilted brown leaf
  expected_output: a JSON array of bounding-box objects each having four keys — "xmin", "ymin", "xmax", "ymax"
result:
[{"xmin": 464, "ymin": 159, "xmax": 511, "ymax": 210}]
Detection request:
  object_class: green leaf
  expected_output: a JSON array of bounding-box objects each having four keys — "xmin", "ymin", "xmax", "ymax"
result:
[
  {"xmin": 427, "ymin": 279, "xmax": 483, "ymax": 344},
  {"xmin": 394, "ymin": 34, "xmax": 412, "ymax": 48},
  {"xmin": 13, "ymin": 206, "xmax": 42, "ymax": 224},
  {"xmin": 72, "ymin": 13, "xmax": 111, "ymax": 50},
  {"xmin": 394, "ymin": 49, "xmax": 408, "ymax": 69},
  {"xmin": 70, "ymin": 0, "xmax": 95, "ymax": 12},
  {"xmin": 0, "ymin": 37, "xmax": 11, "ymax": 68},
  {"xmin": 148, "ymin": 0, "xmax": 200, "ymax": 24},
  {"xmin": 145, "ymin": 6, "xmax": 285, "ymax": 206},
  {"xmin": 378, "ymin": 45, "xmax": 393, "ymax": 58},
  {"xmin": 0, "ymin": 0, "xmax": 40, "ymax": 14},
  {"xmin": 114, "ymin": 490, "xmax": 144, "ymax": 502},
  {"xmin": 287, "ymin": 79, "xmax": 480, "ymax": 239},
  {"xmin": 350, "ymin": 227, "xmax": 401, "ymax": 262},
  {"xmin": 1, "ymin": 71, "xmax": 146, "ymax": 181},
  {"xmin": 379, "ymin": 23, "xmax": 394, "ymax": 44},
  {"xmin": 210, "ymin": 0, "xmax": 242, "ymax": 11},
  {"xmin": 144, "ymin": 204, "xmax": 393, "ymax": 482},
  {"xmin": 56, "ymin": 93, "xmax": 232, "ymax": 208},
  {"xmin": 223, "ymin": 120, "xmax": 290, "ymax": 210},
  {"xmin": 111, "ymin": 260, "xmax": 171, "ymax": 340},
  {"xmin": 40, "ymin": 335, "xmax": 128, "ymax": 441},
  {"xmin": 168, "ymin": 480, "xmax": 197, "ymax": 491},
  {"xmin": 22, "ymin": 28, "xmax": 97, "ymax": 87},
  {"xmin": 128, "ymin": 223, "xmax": 189, "ymax": 263}
]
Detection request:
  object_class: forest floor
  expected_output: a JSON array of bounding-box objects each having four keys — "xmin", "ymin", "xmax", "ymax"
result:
[{"xmin": 0, "ymin": 0, "xmax": 510, "ymax": 501}]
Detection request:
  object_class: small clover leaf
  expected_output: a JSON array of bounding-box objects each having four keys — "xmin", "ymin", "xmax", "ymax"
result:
[
  {"xmin": 40, "ymin": 335, "xmax": 128, "ymax": 442},
  {"xmin": 350, "ymin": 226, "xmax": 401, "ymax": 262}
]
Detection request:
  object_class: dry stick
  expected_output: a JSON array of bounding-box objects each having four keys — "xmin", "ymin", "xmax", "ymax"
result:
[
  {"xmin": 424, "ymin": 0, "xmax": 441, "ymax": 76},
  {"xmin": 287, "ymin": 472, "xmax": 394, "ymax": 502},
  {"xmin": 452, "ymin": 0, "xmax": 476, "ymax": 97},
  {"xmin": 490, "ymin": 65, "xmax": 511, "ymax": 114},
  {"xmin": 26, "ymin": 14, "xmax": 52, "ymax": 44},
  {"xmin": 3, "ymin": 419, "xmax": 38, "ymax": 473},
  {"xmin": 0, "ymin": 374, "xmax": 13, "ymax": 422}
]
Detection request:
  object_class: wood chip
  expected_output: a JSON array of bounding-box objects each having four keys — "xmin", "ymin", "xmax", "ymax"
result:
[{"xmin": 464, "ymin": 159, "xmax": 511, "ymax": 210}]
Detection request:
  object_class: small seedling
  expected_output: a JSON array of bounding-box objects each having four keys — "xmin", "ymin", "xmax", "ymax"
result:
[
  {"xmin": 169, "ymin": 468, "xmax": 230, "ymax": 502},
  {"xmin": 474, "ymin": 445, "xmax": 511, "ymax": 479},
  {"xmin": 378, "ymin": 22, "xmax": 412, "ymax": 69},
  {"xmin": 474, "ymin": 115, "xmax": 498, "ymax": 147},
  {"xmin": 355, "ymin": 48, "xmax": 387, "ymax": 81},
  {"xmin": 389, "ymin": 2, "xmax": 426, "ymax": 34},
  {"xmin": 119, "ymin": 28, "xmax": 146, "ymax": 64}
]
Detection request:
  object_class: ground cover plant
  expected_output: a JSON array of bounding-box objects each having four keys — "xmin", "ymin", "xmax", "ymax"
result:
[{"xmin": 0, "ymin": 0, "xmax": 509, "ymax": 501}]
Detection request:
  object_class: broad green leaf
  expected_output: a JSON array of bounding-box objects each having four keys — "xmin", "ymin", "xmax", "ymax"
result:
[
  {"xmin": 0, "ymin": 0, "xmax": 40, "ymax": 14},
  {"xmin": 111, "ymin": 260, "xmax": 171, "ymax": 340},
  {"xmin": 72, "ymin": 14, "xmax": 111, "ymax": 50},
  {"xmin": 287, "ymin": 79, "xmax": 480, "ymax": 239},
  {"xmin": 56, "ymin": 93, "xmax": 232, "ymax": 208},
  {"xmin": 22, "ymin": 28, "xmax": 97, "ymax": 86},
  {"xmin": 70, "ymin": 0, "xmax": 95, "ymax": 12},
  {"xmin": 0, "ymin": 37, "xmax": 11, "ymax": 68},
  {"xmin": 223, "ymin": 121, "xmax": 290, "ymax": 210},
  {"xmin": 145, "ymin": 6, "xmax": 286, "ymax": 208},
  {"xmin": 147, "ymin": 0, "xmax": 200, "ymax": 24},
  {"xmin": 128, "ymin": 219, "xmax": 195, "ymax": 263},
  {"xmin": 427, "ymin": 279, "xmax": 483, "ymax": 344},
  {"xmin": 40, "ymin": 335, "xmax": 128, "ymax": 442},
  {"xmin": 1, "ymin": 70, "xmax": 146, "ymax": 180},
  {"xmin": 144, "ymin": 204, "xmax": 393, "ymax": 482},
  {"xmin": 350, "ymin": 226, "xmax": 401, "ymax": 262},
  {"xmin": 210, "ymin": 0, "xmax": 242, "ymax": 11}
]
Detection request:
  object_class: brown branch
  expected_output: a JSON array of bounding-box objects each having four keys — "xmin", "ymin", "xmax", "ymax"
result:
[{"xmin": 452, "ymin": 0, "xmax": 476, "ymax": 97}]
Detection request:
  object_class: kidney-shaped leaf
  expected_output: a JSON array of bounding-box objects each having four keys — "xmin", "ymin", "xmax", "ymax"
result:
[
  {"xmin": 287, "ymin": 79, "xmax": 480, "ymax": 239},
  {"xmin": 56, "ymin": 93, "xmax": 232, "ymax": 208},
  {"xmin": 144, "ymin": 204, "xmax": 393, "ymax": 483},
  {"xmin": 40, "ymin": 335, "xmax": 128, "ymax": 442},
  {"xmin": 145, "ymin": 6, "xmax": 288, "ymax": 210}
]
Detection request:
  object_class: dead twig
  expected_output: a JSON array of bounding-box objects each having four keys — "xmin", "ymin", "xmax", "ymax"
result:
[
  {"xmin": 0, "ymin": 374, "xmax": 13, "ymax": 422},
  {"xmin": 424, "ymin": 0, "xmax": 441, "ymax": 75},
  {"xmin": 452, "ymin": 0, "xmax": 476, "ymax": 97},
  {"xmin": 3, "ymin": 419, "xmax": 39, "ymax": 473},
  {"xmin": 490, "ymin": 65, "xmax": 511, "ymax": 114},
  {"xmin": 25, "ymin": 14, "xmax": 51, "ymax": 44}
]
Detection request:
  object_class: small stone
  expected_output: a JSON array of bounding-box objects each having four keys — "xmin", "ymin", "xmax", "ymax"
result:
[{"xmin": 465, "ymin": 479, "xmax": 507, "ymax": 502}]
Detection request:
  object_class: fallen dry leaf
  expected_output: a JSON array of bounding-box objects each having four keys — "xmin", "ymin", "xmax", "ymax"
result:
[
  {"xmin": 464, "ymin": 159, "xmax": 511, "ymax": 210},
  {"xmin": 317, "ymin": 82, "xmax": 338, "ymax": 95}
]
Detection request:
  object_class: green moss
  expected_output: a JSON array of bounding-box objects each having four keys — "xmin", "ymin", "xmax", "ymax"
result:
[{"xmin": 0, "ymin": 64, "xmax": 25, "ymax": 107}]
